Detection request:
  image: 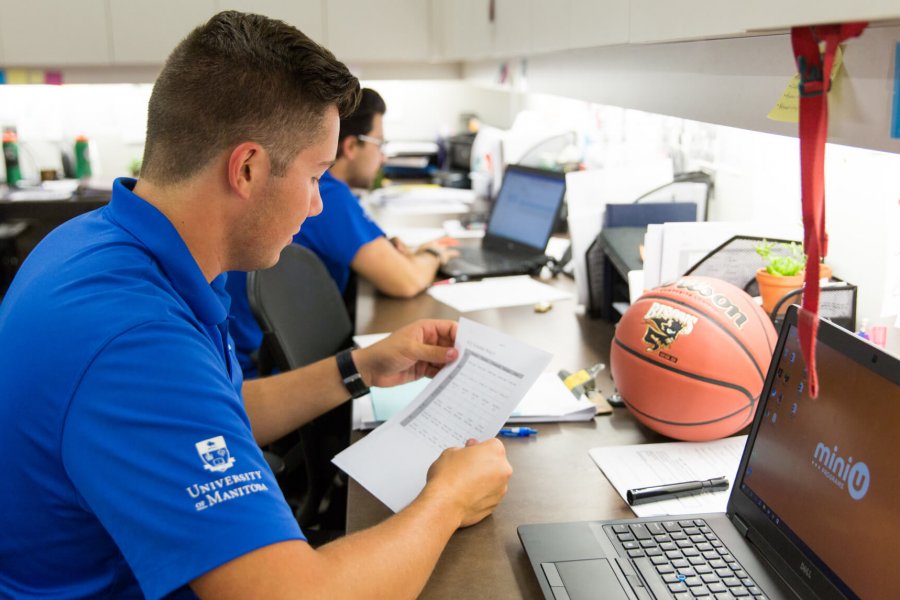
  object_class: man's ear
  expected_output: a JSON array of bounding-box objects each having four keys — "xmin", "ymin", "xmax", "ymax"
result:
[
  {"xmin": 227, "ymin": 142, "xmax": 267, "ymax": 199},
  {"xmin": 339, "ymin": 135, "xmax": 359, "ymax": 161}
]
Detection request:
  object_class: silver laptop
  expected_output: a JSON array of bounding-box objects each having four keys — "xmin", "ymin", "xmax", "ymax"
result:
[
  {"xmin": 520, "ymin": 305, "xmax": 899, "ymax": 599},
  {"xmin": 440, "ymin": 165, "xmax": 566, "ymax": 280}
]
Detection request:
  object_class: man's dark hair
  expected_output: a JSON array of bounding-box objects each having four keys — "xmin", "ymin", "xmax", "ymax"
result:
[
  {"xmin": 141, "ymin": 11, "xmax": 361, "ymax": 184},
  {"xmin": 336, "ymin": 88, "xmax": 386, "ymax": 158}
]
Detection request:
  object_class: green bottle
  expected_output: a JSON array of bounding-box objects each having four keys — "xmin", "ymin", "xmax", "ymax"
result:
[
  {"xmin": 74, "ymin": 135, "xmax": 92, "ymax": 179},
  {"xmin": 3, "ymin": 131, "xmax": 22, "ymax": 187}
]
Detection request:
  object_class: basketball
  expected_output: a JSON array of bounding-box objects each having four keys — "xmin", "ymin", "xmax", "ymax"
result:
[{"xmin": 610, "ymin": 276, "xmax": 777, "ymax": 441}]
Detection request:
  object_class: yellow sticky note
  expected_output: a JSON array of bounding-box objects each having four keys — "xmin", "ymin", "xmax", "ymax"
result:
[
  {"xmin": 6, "ymin": 69, "xmax": 28, "ymax": 85},
  {"xmin": 768, "ymin": 45, "xmax": 845, "ymax": 123}
]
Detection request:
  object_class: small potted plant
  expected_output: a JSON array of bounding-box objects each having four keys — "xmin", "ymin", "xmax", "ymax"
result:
[
  {"xmin": 755, "ymin": 240, "xmax": 831, "ymax": 315},
  {"xmin": 128, "ymin": 158, "xmax": 142, "ymax": 178}
]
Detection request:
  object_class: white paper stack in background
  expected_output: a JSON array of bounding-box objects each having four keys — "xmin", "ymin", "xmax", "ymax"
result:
[{"xmin": 427, "ymin": 275, "xmax": 572, "ymax": 312}]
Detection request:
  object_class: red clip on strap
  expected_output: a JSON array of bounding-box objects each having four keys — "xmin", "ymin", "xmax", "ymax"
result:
[{"xmin": 790, "ymin": 22, "xmax": 866, "ymax": 398}]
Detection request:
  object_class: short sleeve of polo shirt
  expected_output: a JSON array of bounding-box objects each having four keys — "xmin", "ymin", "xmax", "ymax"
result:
[
  {"xmin": 61, "ymin": 319, "xmax": 304, "ymax": 600},
  {"xmin": 294, "ymin": 174, "xmax": 384, "ymax": 291}
]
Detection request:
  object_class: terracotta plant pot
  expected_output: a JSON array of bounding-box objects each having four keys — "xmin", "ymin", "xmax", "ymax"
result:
[{"xmin": 755, "ymin": 264, "xmax": 832, "ymax": 316}]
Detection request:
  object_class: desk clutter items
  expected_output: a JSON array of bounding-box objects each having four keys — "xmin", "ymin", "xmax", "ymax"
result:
[
  {"xmin": 356, "ymin": 371, "xmax": 599, "ymax": 430},
  {"xmin": 610, "ymin": 276, "xmax": 775, "ymax": 442}
]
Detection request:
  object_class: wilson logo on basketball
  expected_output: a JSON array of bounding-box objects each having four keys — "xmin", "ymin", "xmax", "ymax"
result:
[
  {"xmin": 642, "ymin": 302, "xmax": 698, "ymax": 352},
  {"xmin": 675, "ymin": 278, "xmax": 749, "ymax": 329}
]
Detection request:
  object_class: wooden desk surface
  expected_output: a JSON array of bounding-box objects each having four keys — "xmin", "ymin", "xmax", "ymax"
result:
[{"xmin": 348, "ymin": 277, "xmax": 664, "ymax": 599}]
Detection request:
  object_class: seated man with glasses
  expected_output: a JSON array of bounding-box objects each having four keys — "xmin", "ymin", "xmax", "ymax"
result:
[{"xmin": 226, "ymin": 88, "xmax": 456, "ymax": 377}]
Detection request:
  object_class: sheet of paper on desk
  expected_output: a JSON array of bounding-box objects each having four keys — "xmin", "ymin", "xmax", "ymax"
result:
[
  {"xmin": 588, "ymin": 435, "xmax": 748, "ymax": 518},
  {"xmin": 333, "ymin": 318, "xmax": 552, "ymax": 512},
  {"xmin": 427, "ymin": 276, "xmax": 572, "ymax": 312}
]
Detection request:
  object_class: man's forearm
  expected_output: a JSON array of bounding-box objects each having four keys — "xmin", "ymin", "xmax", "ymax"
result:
[
  {"xmin": 242, "ymin": 356, "xmax": 351, "ymax": 446},
  {"xmin": 315, "ymin": 487, "xmax": 462, "ymax": 598},
  {"xmin": 191, "ymin": 476, "xmax": 467, "ymax": 599}
]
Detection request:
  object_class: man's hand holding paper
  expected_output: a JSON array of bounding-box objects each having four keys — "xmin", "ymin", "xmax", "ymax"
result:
[
  {"xmin": 334, "ymin": 318, "xmax": 552, "ymax": 513},
  {"xmin": 355, "ymin": 319, "xmax": 459, "ymax": 387}
]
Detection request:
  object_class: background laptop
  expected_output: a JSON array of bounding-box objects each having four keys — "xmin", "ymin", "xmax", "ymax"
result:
[
  {"xmin": 441, "ymin": 165, "xmax": 566, "ymax": 279},
  {"xmin": 520, "ymin": 305, "xmax": 899, "ymax": 600}
]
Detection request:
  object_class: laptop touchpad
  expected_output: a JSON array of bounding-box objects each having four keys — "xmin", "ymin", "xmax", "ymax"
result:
[{"xmin": 555, "ymin": 559, "xmax": 630, "ymax": 600}]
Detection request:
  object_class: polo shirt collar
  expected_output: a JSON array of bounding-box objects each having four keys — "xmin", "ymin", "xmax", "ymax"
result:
[{"xmin": 106, "ymin": 177, "xmax": 228, "ymax": 326}]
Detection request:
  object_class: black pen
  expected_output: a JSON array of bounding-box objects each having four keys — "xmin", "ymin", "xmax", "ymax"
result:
[{"xmin": 626, "ymin": 476, "xmax": 729, "ymax": 506}]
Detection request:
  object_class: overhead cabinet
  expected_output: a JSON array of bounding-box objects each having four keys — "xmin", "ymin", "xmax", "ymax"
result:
[
  {"xmin": 0, "ymin": 0, "xmax": 111, "ymax": 66},
  {"xmin": 630, "ymin": 0, "xmax": 900, "ymax": 44},
  {"xmin": 325, "ymin": 0, "xmax": 432, "ymax": 62}
]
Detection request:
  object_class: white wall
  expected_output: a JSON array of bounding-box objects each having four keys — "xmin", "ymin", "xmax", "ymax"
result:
[
  {"xmin": 0, "ymin": 80, "xmax": 515, "ymax": 182},
  {"xmin": 510, "ymin": 90, "xmax": 900, "ymax": 347}
]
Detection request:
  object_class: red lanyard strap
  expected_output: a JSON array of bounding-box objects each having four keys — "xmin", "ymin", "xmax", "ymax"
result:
[{"xmin": 790, "ymin": 22, "xmax": 866, "ymax": 398}]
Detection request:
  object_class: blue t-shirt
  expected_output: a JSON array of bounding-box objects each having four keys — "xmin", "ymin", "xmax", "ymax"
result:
[
  {"xmin": 0, "ymin": 179, "xmax": 304, "ymax": 599},
  {"xmin": 295, "ymin": 170, "xmax": 385, "ymax": 292},
  {"xmin": 225, "ymin": 170, "xmax": 383, "ymax": 377}
]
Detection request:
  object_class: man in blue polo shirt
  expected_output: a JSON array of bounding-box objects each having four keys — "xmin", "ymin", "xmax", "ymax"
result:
[
  {"xmin": 0, "ymin": 11, "xmax": 511, "ymax": 599},
  {"xmin": 225, "ymin": 89, "xmax": 457, "ymax": 377}
]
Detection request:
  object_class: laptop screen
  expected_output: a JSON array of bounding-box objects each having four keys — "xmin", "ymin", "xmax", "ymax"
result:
[
  {"xmin": 486, "ymin": 167, "xmax": 565, "ymax": 249},
  {"xmin": 739, "ymin": 323, "xmax": 900, "ymax": 598}
]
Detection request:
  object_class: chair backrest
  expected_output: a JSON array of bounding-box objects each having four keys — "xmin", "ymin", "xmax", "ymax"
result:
[
  {"xmin": 246, "ymin": 244, "xmax": 353, "ymax": 534},
  {"xmin": 248, "ymin": 244, "xmax": 353, "ymax": 371}
]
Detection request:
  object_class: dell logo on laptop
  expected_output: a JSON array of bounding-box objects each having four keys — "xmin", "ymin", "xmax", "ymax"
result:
[{"xmin": 799, "ymin": 562, "xmax": 812, "ymax": 579}]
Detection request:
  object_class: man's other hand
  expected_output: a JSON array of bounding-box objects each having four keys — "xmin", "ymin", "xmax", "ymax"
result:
[
  {"xmin": 422, "ymin": 438, "xmax": 512, "ymax": 528},
  {"xmin": 355, "ymin": 319, "xmax": 458, "ymax": 388}
]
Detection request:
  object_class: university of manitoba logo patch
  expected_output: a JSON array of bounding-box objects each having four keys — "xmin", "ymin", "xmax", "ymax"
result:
[
  {"xmin": 642, "ymin": 302, "xmax": 698, "ymax": 352},
  {"xmin": 195, "ymin": 435, "xmax": 236, "ymax": 473}
]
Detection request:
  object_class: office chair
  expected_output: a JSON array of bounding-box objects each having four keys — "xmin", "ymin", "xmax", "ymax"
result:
[{"xmin": 247, "ymin": 244, "xmax": 354, "ymax": 542}]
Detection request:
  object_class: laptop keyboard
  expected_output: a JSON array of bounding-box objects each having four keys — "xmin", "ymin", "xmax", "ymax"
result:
[
  {"xmin": 604, "ymin": 520, "xmax": 768, "ymax": 599},
  {"xmin": 446, "ymin": 248, "xmax": 544, "ymax": 275}
]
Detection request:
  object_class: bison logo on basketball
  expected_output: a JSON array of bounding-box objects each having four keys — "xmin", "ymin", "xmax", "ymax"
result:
[{"xmin": 642, "ymin": 302, "xmax": 698, "ymax": 352}]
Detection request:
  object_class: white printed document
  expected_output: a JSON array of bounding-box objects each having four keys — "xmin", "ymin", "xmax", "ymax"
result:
[
  {"xmin": 589, "ymin": 436, "xmax": 747, "ymax": 518},
  {"xmin": 333, "ymin": 318, "xmax": 552, "ymax": 512}
]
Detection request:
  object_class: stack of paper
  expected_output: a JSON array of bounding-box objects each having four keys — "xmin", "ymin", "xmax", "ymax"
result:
[{"xmin": 354, "ymin": 372, "xmax": 597, "ymax": 430}]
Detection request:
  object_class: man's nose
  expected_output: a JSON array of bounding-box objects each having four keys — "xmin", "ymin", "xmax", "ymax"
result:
[{"xmin": 310, "ymin": 186, "xmax": 324, "ymax": 216}]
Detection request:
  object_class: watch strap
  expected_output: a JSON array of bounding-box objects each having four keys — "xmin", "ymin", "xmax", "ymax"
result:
[
  {"xmin": 421, "ymin": 247, "xmax": 441, "ymax": 260},
  {"xmin": 336, "ymin": 347, "xmax": 369, "ymax": 399}
]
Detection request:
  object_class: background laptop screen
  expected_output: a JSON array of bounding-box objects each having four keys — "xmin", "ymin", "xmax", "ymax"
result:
[
  {"xmin": 486, "ymin": 168, "xmax": 565, "ymax": 249},
  {"xmin": 739, "ymin": 325, "xmax": 900, "ymax": 598}
]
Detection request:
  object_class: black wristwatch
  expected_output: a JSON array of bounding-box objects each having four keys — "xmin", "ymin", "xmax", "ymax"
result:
[
  {"xmin": 336, "ymin": 347, "xmax": 370, "ymax": 399},
  {"xmin": 421, "ymin": 247, "xmax": 441, "ymax": 260}
]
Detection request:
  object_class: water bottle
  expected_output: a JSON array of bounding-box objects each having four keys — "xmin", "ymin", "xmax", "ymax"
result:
[
  {"xmin": 2, "ymin": 131, "xmax": 22, "ymax": 187},
  {"xmin": 74, "ymin": 135, "xmax": 92, "ymax": 180}
]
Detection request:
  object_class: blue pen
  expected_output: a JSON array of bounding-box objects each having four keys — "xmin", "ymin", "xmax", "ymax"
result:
[{"xmin": 499, "ymin": 427, "xmax": 538, "ymax": 438}]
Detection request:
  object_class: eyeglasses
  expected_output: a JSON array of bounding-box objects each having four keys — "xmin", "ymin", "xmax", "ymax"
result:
[{"xmin": 357, "ymin": 134, "xmax": 386, "ymax": 149}]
